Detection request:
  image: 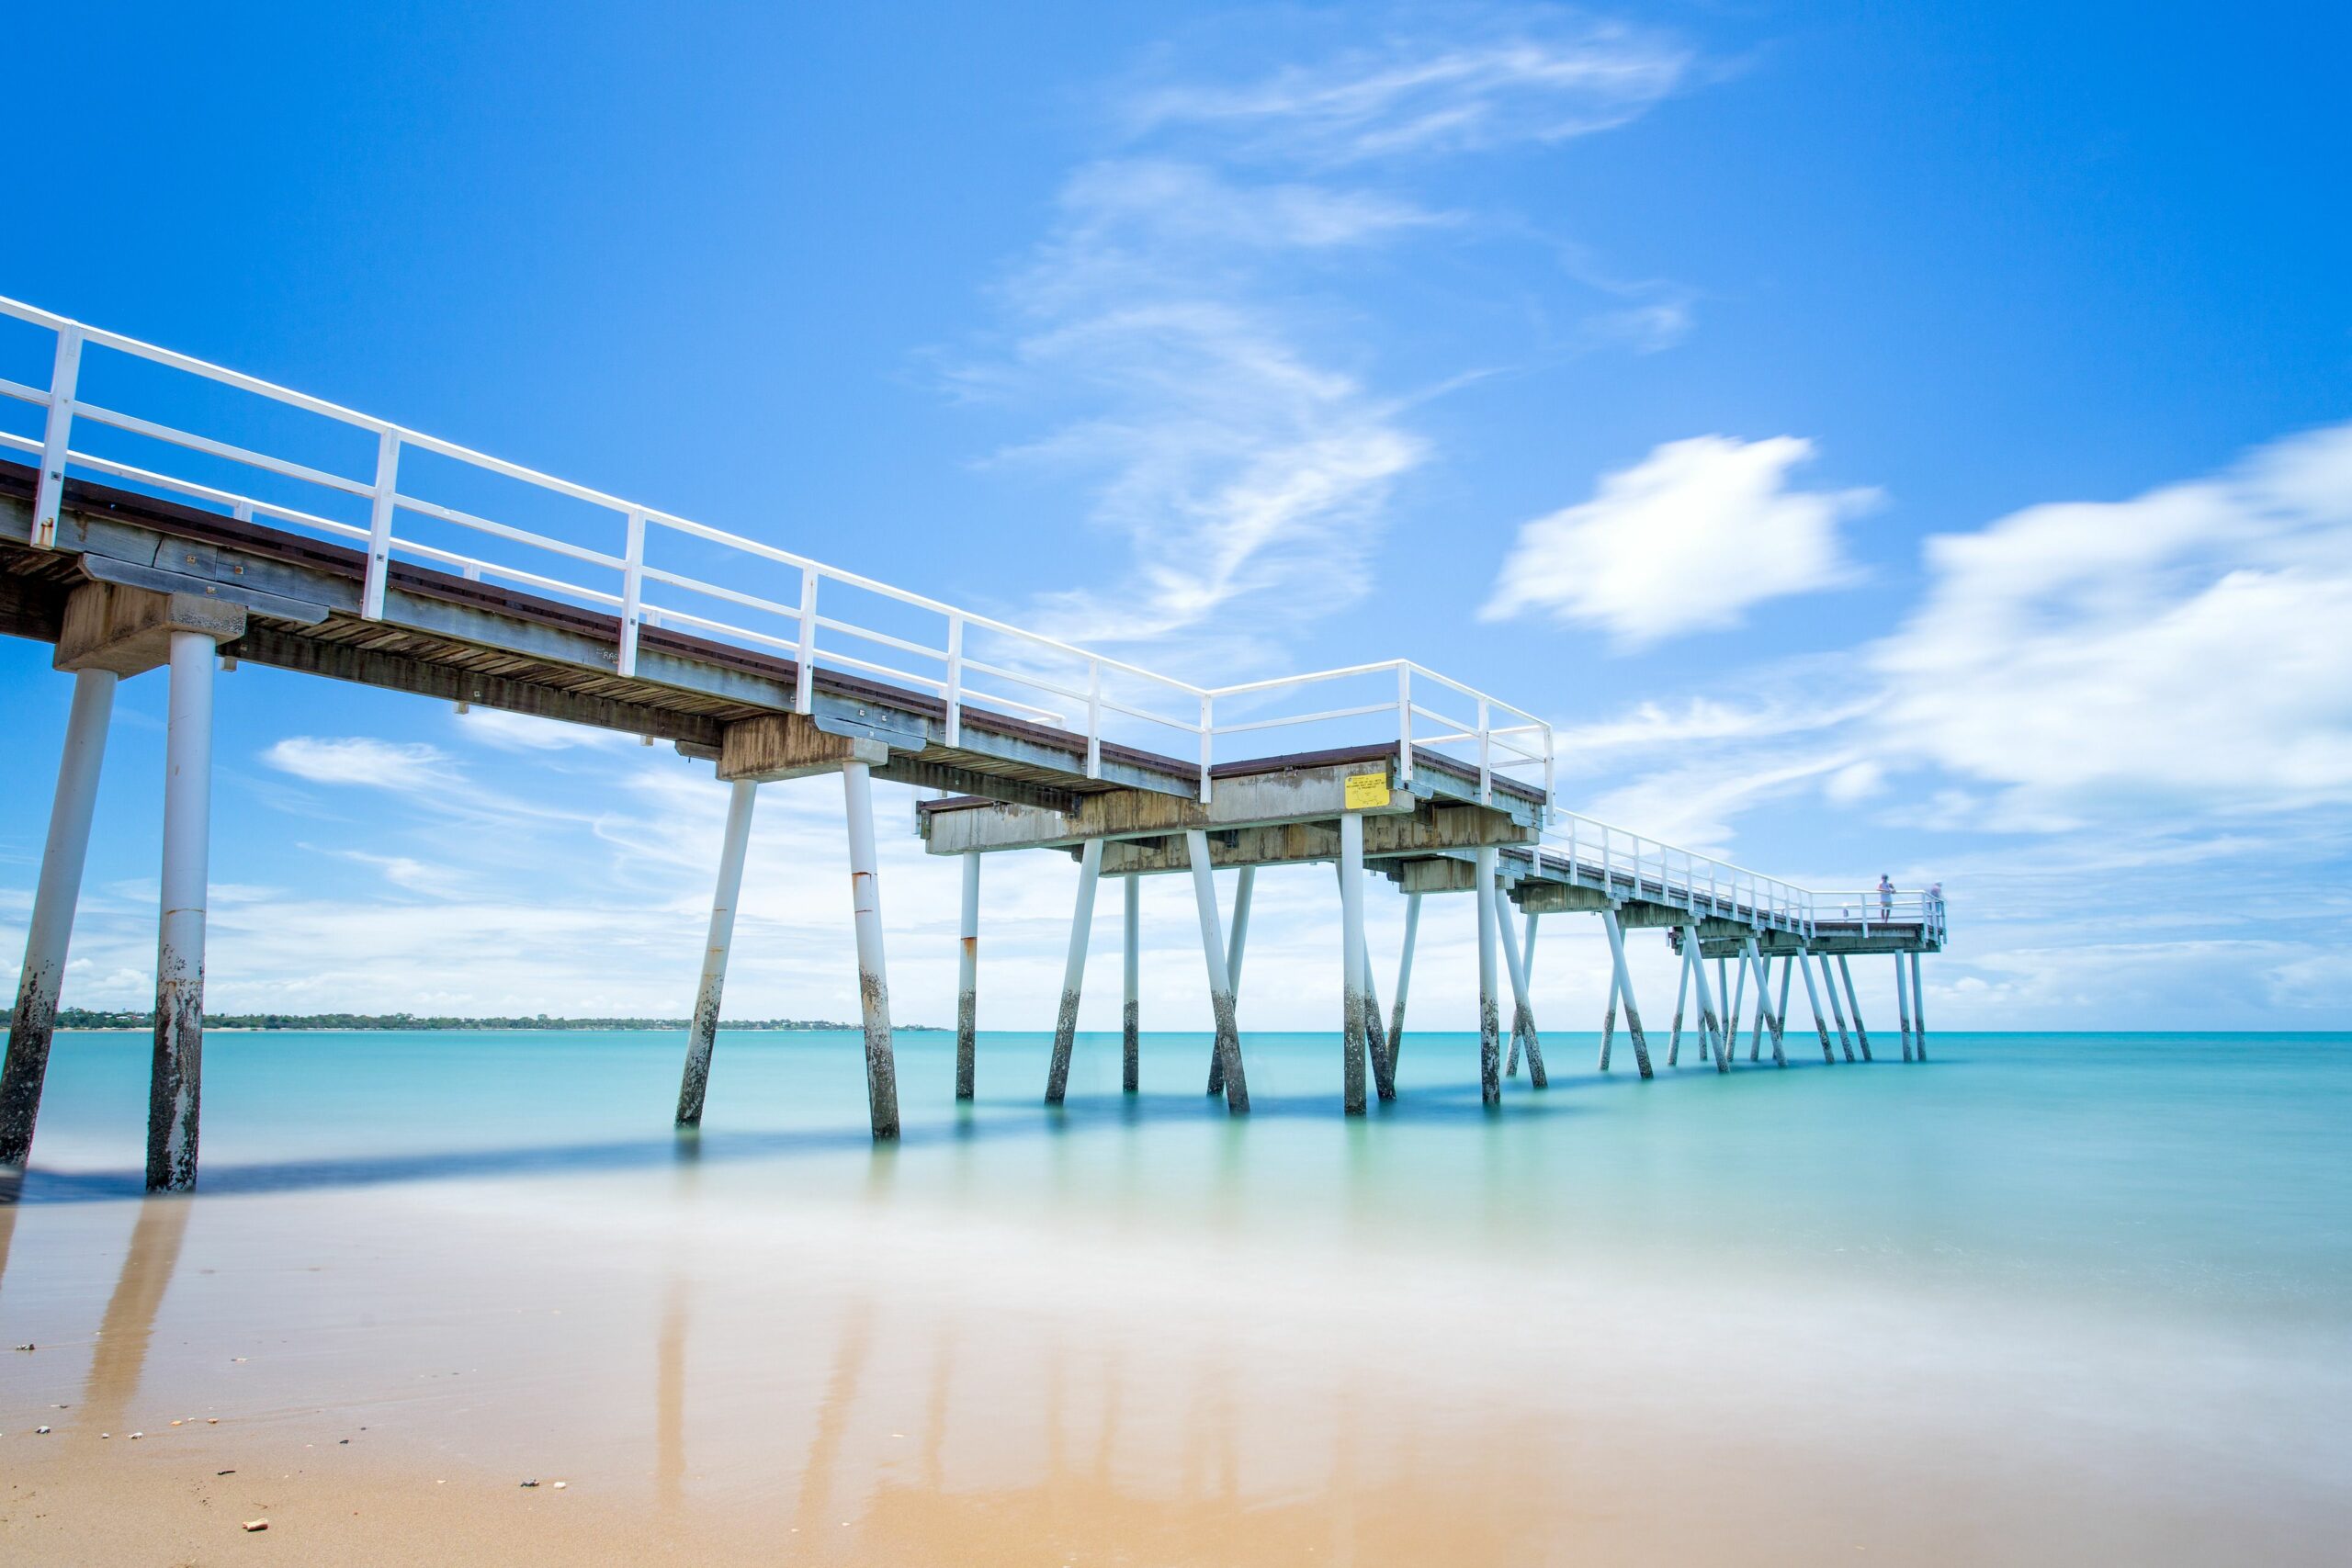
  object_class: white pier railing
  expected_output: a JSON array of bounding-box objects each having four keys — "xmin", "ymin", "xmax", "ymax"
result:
[
  {"xmin": 0, "ymin": 297, "xmax": 1551, "ymax": 807},
  {"xmin": 1, "ymin": 296, "xmax": 1935, "ymax": 931}
]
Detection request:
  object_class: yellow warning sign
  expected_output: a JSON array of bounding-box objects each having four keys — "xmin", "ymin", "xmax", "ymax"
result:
[{"xmin": 1343, "ymin": 772, "xmax": 1391, "ymax": 810}]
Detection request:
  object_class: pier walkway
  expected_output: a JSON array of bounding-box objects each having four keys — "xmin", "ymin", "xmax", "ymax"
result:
[{"xmin": 0, "ymin": 299, "xmax": 1944, "ymax": 1190}]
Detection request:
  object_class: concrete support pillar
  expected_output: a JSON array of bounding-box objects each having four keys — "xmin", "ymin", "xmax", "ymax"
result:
[
  {"xmin": 840, "ymin": 761, "xmax": 900, "ymax": 1140},
  {"xmin": 1666, "ymin": 936, "xmax": 1692, "ymax": 1067},
  {"xmin": 1121, "ymin": 874, "xmax": 1140, "ymax": 1093},
  {"xmin": 1339, "ymin": 814, "xmax": 1369, "ymax": 1116},
  {"xmin": 1599, "ymin": 907, "xmax": 1653, "ymax": 1077},
  {"xmin": 1475, "ymin": 845, "xmax": 1501, "ymax": 1105},
  {"xmin": 147, "ymin": 632, "xmax": 216, "ymax": 1191},
  {"xmin": 1798, "ymin": 950, "xmax": 1836, "ymax": 1063},
  {"xmin": 1, "ymin": 669, "xmax": 118, "ymax": 1170},
  {"xmin": 1894, "ymin": 953, "xmax": 1916, "ymax": 1063},
  {"xmin": 1186, "ymin": 830, "xmax": 1249, "ymax": 1113},
  {"xmin": 1046, "ymin": 838, "xmax": 1104, "ymax": 1104},
  {"xmin": 1495, "ymin": 884, "xmax": 1546, "ymax": 1088},
  {"xmin": 956, "ymin": 852, "xmax": 979, "ymax": 1100},
  {"xmin": 1205, "ymin": 865, "xmax": 1254, "ymax": 1097},
  {"xmin": 1388, "ymin": 892, "xmax": 1420, "ymax": 1070},
  {"xmin": 1819, "ymin": 953, "xmax": 1856, "ymax": 1061},
  {"xmin": 675, "ymin": 778, "xmax": 758, "ymax": 1127},
  {"xmin": 1909, "ymin": 952, "xmax": 1929, "ymax": 1062},
  {"xmin": 1837, "ymin": 954, "xmax": 1873, "ymax": 1061},
  {"xmin": 1688, "ymin": 931, "xmax": 1727, "ymax": 1074}
]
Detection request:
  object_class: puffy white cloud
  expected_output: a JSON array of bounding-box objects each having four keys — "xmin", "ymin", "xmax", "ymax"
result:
[{"xmin": 1482, "ymin": 434, "xmax": 1878, "ymax": 647}]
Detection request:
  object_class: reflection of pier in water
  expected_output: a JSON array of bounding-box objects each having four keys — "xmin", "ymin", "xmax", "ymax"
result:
[
  {"xmin": 650, "ymin": 1248, "xmax": 1575, "ymax": 1562},
  {"xmin": 77, "ymin": 1198, "xmax": 194, "ymax": 1439}
]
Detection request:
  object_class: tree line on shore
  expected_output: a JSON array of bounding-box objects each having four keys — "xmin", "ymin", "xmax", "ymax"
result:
[{"xmin": 51, "ymin": 1009, "xmax": 940, "ymax": 1032}]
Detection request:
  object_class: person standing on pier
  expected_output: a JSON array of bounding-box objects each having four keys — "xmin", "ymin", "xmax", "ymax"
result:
[{"xmin": 1878, "ymin": 874, "xmax": 1895, "ymax": 919}]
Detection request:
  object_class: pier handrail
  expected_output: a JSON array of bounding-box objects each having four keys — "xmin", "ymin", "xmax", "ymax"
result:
[
  {"xmin": 2, "ymin": 296, "xmax": 1936, "ymax": 917},
  {"xmin": 0, "ymin": 296, "xmax": 1555, "ymax": 802}
]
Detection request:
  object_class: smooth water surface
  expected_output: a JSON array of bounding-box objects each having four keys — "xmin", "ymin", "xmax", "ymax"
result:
[{"xmin": 4, "ymin": 1029, "xmax": 2348, "ymax": 1564}]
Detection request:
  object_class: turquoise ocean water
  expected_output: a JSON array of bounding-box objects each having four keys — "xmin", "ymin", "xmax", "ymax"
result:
[
  {"xmin": 12, "ymin": 1027, "xmax": 2350, "ymax": 1328},
  {"xmin": 5, "ymin": 1027, "xmax": 2349, "ymax": 1562}
]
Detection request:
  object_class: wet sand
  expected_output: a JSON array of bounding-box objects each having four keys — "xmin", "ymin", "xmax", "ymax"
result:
[
  {"xmin": 5, "ymin": 1175, "xmax": 2345, "ymax": 1564},
  {"xmin": 5, "ymin": 1030, "xmax": 2350, "ymax": 1563}
]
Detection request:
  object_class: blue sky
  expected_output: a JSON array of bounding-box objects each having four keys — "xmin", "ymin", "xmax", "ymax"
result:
[{"xmin": 4, "ymin": 1, "xmax": 2347, "ymax": 1034}]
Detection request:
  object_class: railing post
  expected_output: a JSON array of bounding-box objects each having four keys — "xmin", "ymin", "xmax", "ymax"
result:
[
  {"xmin": 31, "ymin": 325, "xmax": 84, "ymax": 550},
  {"xmin": 1197, "ymin": 694, "xmax": 1213, "ymax": 803},
  {"xmin": 1396, "ymin": 664, "xmax": 1414, "ymax": 787},
  {"xmin": 1542, "ymin": 724, "xmax": 1555, "ymax": 822},
  {"xmin": 944, "ymin": 614, "xmax": 964, "ymax": 747},
  {"xmin": 1085, "ymin": 658, "xmax": 1102, "ymax": 779},
  {"xmin": 361, "ymin": 428, "xmax": 401, "ymax": 620},
  {"xmin": 794, "ymin": 567, "xmax": 819, "ymax": 714},
  {"xmin": 1476, "ymin": 694, "xmax": 1491, "ymax": 804},
  {"xmin": 617, "ymin": 507, "xmax": 647, "ymax": 678}
]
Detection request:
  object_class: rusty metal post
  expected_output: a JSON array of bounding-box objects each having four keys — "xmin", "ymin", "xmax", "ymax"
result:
[
  {"xmin": 1667, "ymin": 935, "xmax": 1691, "ymax": 1066},
  {"xmin": 1495, "ymin": 882, "xmax": 1545, "ymax": 1088},
  {"xmin": 1363, "ymin": 918, "xmax": 1394, "ymax": 1101},
  {"xmin": 1506, "ymin": 910, "xmax": 1538, "ymax": 1077},
  {"xmin": 675, "ymin": 779, "xmax": 758, "ymax": 1127},
  {"xmin": 956, "ymin": 851, "xmax": 979, "ymax": 1100},
  {"xmin": 1388, "ymin": 891, "xmax": 1420, "ymax": 1070},
  {"xmin": 840, "ymin": 760, "xmax": 900, "ymax": 1139},
  {"xmin": 1894, "ymin": 953, "xmax": 1916, "ymax": 1062},
  {"xmin": 148, "ymin": 632, "xmax": 216, "ymax": 1191},
  {"xmin": 1340, "ymin": 812, "xmax": 1369, "ymax": 1115},
  {"xmin": 1336, "ymin": 861, "xmax": 1395, "ymax": 1100},
  {"xmin": 1819, "ymin": 953, "xmax": 1856, "ymax": 1061},
  {"xmin": 1, "ymin": 669, "xmax": 117, "ymax": 1170},
  {"xmin": 1185, "ymin": 830, "xmax": 1248, "ymax": 1113},
  {"xmin": 1689, "ymin": 930, "xmax": 1728, "ymax": 1073},
  {"xmin": 1122, "ymin": 873, "xmax": 1140, "ymax": 1093},
  {"xmin": 1598, "ymin": 968, "xmax": 1619, "ymax": 1070},
  {"xmin": 1773, "ymin": 953, "xmax": 1792, "ymax": 1065},
  {"xmin": 1837, "ymin": 954, "xmax": 1873, "ymax": 1061},
  {"xmin": 1909, "ymin": 951, "xmax": 1929, "ymax": 1062},
  {"xmin": 1475, "ymin": 845, "xmax": 1501, "ymax": 1105},
  {"xmin": 1743, "ymin": 939, "xmax": 1783, "ymax": 1066},
  {"xmin": 1725, "ymin": 957, "xmax": 1746, "ymax": 1067},
  {"xmin": 1206, "ymin": 865, "xmax": 1254, "ymax": 1096},
  {"xmin": 1046, "ymin": 838, "xmax": 1103, "ymax": 1104},
  {"xmin": 1798, "ymin": 949, "xmax": 1835, "ymax": 1062},
  {"xmin": 1600, "ymin": 906, "xmax": 1653, "ymax": 1077}
]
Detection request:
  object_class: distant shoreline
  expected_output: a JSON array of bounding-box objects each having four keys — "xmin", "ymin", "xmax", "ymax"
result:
[{"xmin": 49, "ymin": 1010, "xmax": 945, "ymax": 1033}]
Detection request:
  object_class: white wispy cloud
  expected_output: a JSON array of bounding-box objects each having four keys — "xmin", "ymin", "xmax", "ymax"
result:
[
  {"xmin": 265, "ymin": 736, "xmax": 458, "ymax": 792},
  {"xmin": 1482, "ymin": 434, "xmax": 1879, "ymax": 647},
  {"xmin": 1126, "ymin": 21, "xmax": 1693, "ymax": 164},
  {"xmin": 959, "ymin": 10, "xmax": 1702, "ymax": 660}
]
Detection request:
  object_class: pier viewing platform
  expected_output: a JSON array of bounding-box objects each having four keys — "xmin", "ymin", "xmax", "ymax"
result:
[{"xmin": 0, "ymin": 297, "xmax": 1943, "ymax": 1192}]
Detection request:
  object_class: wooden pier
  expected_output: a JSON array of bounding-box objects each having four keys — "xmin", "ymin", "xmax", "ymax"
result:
[{"xmin": 0, "ymin": 299, "xmax": 1945, "ymax": 1191}]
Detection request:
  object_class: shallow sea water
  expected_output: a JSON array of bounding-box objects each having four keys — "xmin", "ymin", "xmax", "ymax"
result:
[{"xmin": 4, "ymin": 1027, "xmax": 2348, "ymax": 1563}]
